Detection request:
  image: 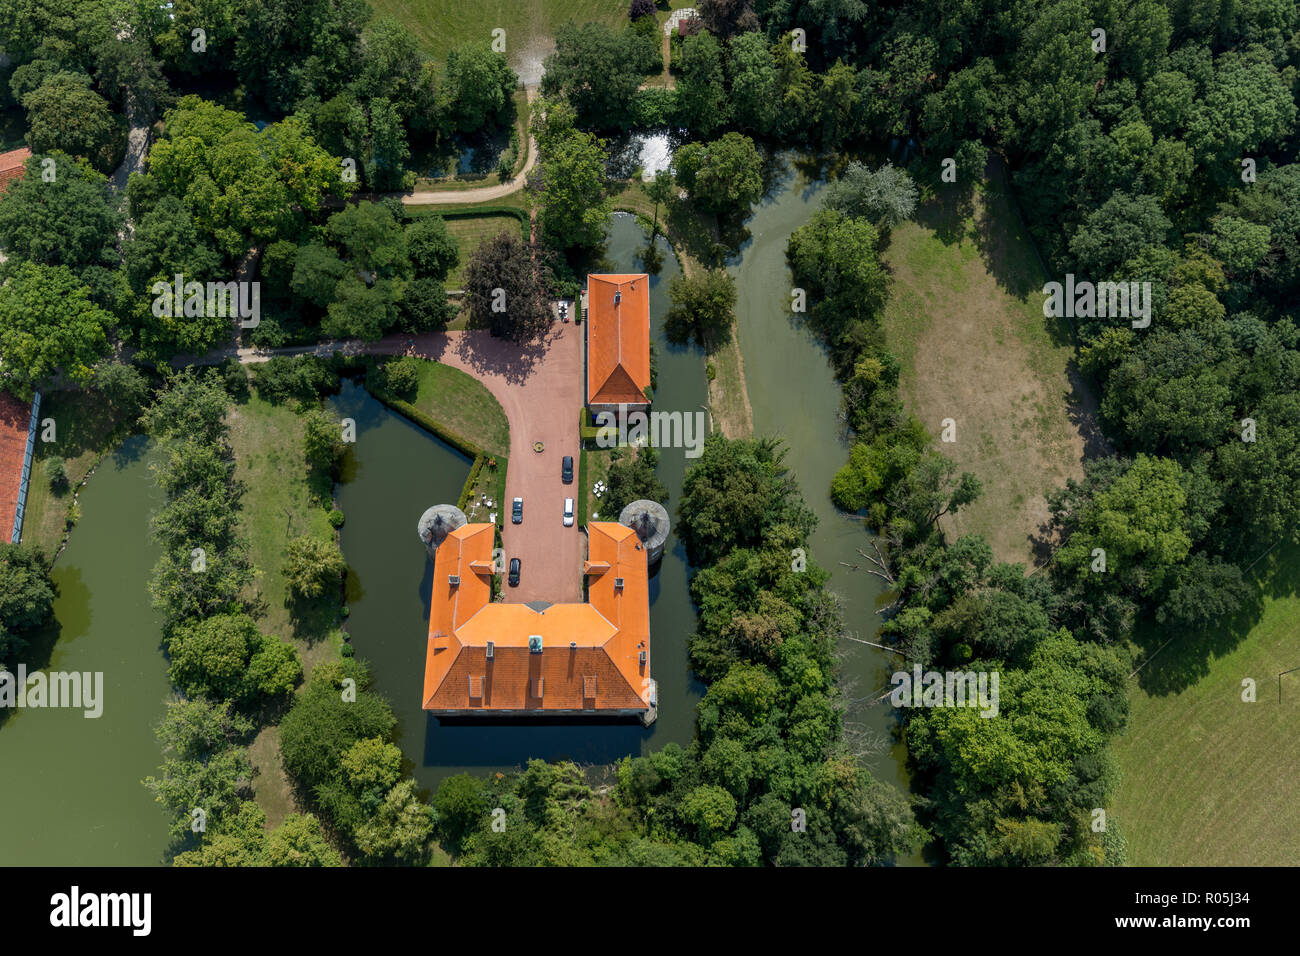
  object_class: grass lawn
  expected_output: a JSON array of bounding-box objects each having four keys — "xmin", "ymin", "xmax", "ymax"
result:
[
  {"xmin": 443, "ymin": 216, "xmax": 521, "ymax": 288},
  {"xmin": 1111, "ymin": 542, "xmax": 1300, "ymax": 865},
  {"xmin": 579, "ymin": 446, "xmax": 615, "ymax": 526},
  {"xmin": 461, "ymin": 455, "xmax": 508, "ymax": 527},
  {"xmin": 227, "ymin": 392, "xmax": 341, "ymax": 672},
  {"xmin": 880, "ymin": 167, "xmax": 1094, "ymax": 567},
  {"xmin": 22, "ymin": 389, "xmax": 129, "ymax": 557},
  {"xmin": 408, "ymin": 360, "xmax": 511, "ymax": 458},
  {"xmin": 227, "ymin": 388, "xmax": 346, "ymax": 825},
  {"xmin": 370, "ymin": 0, "xmax": 628, "ymax": 69}
]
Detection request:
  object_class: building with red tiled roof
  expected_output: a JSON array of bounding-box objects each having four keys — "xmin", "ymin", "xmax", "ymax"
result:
[
  {"xmin": 422, "ymin": 521, "xmax": 655, "ymax": 720},
  {"xmin": 0, "ymin": 148, "xmax": 31, "ymax": 196},
  {"xmin": 585, "ymin": 274, "xmax": 651, "ymax": 417}
]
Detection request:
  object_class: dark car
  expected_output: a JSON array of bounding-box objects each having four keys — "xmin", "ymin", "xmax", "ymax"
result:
[
  {"xmin": 507, "ymin": 557, "xmax": 521, "ymax": 587},
  {"xmin": 561, "ymin": 455, "xmax": 574, "ymax": 484},
  {"xmin": 511, "ymin": 497, "xmax": 523, "ymax": 524}
]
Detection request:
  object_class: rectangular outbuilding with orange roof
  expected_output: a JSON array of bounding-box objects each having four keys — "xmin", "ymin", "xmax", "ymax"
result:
[{"xmin": 584, "ymin": 274, "xmax": 651, "ymax": 417}]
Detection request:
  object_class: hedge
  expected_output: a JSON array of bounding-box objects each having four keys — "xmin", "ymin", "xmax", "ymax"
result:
[
  {"xmin": 404, "ymin": 205, "xmax": 530, "ymax": 243},
  {"xmin": 579, "ymin": 405, "xmax": 602, "ymax": 445}
]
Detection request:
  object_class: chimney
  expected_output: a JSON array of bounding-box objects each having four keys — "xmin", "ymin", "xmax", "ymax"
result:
[{"xmin": 614, "ymin": 290, "xmax": 622, "ymax": 306}]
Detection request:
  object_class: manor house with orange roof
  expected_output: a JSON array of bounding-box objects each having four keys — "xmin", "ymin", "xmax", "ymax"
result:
[
  {"xmin": 422, "ymin": 521, "xmax": 656, "ymax": 722},
  {"xmin": 421, "ymin": 272, "xmax": 658, "ymax": 723}
]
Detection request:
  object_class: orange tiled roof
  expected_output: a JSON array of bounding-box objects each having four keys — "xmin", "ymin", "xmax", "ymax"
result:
[
  {"xmin": 586, "ymin": 274, "xmax": 651, "ymax": 407},
  {"xmin": 423, "ymin": 522, "xmax": 652, "ymax": 713},
  {"xmin": 0, "ymin": 148, "xmax": 31, "ymax": 195}
]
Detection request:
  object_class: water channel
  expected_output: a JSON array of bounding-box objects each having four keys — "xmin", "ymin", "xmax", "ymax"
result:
[
  {"xmin": 0, "ymin": 436, "xmax": 172, "ymax": 865},
  {"xmin": 726, "ymin": 159, "xmax": 911, "ymax": 797}
]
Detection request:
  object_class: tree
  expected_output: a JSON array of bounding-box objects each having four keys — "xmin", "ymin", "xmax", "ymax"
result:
[
  {"xmin": 673, "ymin": 132, "xmax": 763, "ymax": 215},
  {"xmin": 1069, "ymin": 192, "xmax": 1172, "ymax": 277},
  {"xmin": 677, "ymin": 31, "xmax": 729, "ymax": 136},
  {"xmin": 283, "ymin": 535, "xmax": 348, "ymax": 599},
  {"xmin": 727, "ymin": 32, "xmax": 778, "ymax": 136},
  {"xmin": 698, "ymin": 0, "xmax": 759, "ymax": 37},
  {"xmin": 353, "ymin": 779, "xmax": 434, "ymax": 863},
  {"xmin": 541, "ymin": 22, "xmax": 642, "ymax": 129},
  {"xmin": 824, "ymin": 162, "xmax": 918, "ymax": 231},
  {"xmin": 665, "ymin": 269, "xmax": 736, "ymax": 350},
  {"xmin": 434, "ymin": 773, "xmax": 489, "ymax": 851},
  {"xmin": 0, "ymin": 153, "xmax": 119, "ymax": 271},
  {"xmin": 279, "ymin": 661, "xmax": 396, "ymax": 789},
  {"xmin": 327, "ymin": 201, "xmax": 410, "ymax": 280},
  {"xmin": 463, "ymin": 232, "xmax": 553, "ymax": 343},
  {"xmin": 0, "ymin": 263, "xmax": 114, "ymax": 395},
  {"xmin": 1054, "ymin": 454, "xmax": 1192, "ymax": 598},
  {"xmin": 399, "ymin": 278, "xmax": 455, "ymax": 333},
  {"xmin": 263, "ymin": 813, "xmax": 343, "ymax": 867},
  {"xmin": 235, "ymin": 0, "xmax": 370, "ymax": 113},
  {"xmin": 678, "ymin": 435, "xmax": 817, "ymax": 567},
  {"xmin": 92, "ymin": 362, "xmax": 150, "ymax": 420},
  {"xmin": 603, "ymin": 447, "xmax": 669, "ymax": 515},
  {"xmin": 123, "ymin": 195, "xmax": 222, "ymax": 293},
  {"xmin": 645, "ymin": 171, "xmax": 676, "ymax": 237},
  {"xmin": 23, "ymin": 73, "xmax": 123, "ymax": 172},
  {"xmin": 0, "ymin": 543, "xmax": 56, "ymax": 661},
  {"xmin": 536, "ymin": 125, "xmax": 612, "ymax": 250},
  {"xmin": 303, "ymin": 409, "xmax": 345, "ymax": 477},
  {"xmin": 444, "ymin": 43, "xmax": 517, "ymax": 134},
  {"xmin": 166, "ymin": 612, "xmax": 300, "ymax": 703},
  {"xmin": 406, "ymin": 216, "xmax": 459, "ymax": 280},
  {"xmin": 140, "ymin": 97, "xmax": 351, "ymax": 261}
]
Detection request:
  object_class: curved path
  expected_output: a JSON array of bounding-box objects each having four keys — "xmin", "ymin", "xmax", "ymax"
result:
[
  {"xmin": 230, "ymin": 322, "xmax": 585, "ymax": 603},
  {"xmin": 396, "ymin": 88, "xmax": 538, "ymax": 207}
]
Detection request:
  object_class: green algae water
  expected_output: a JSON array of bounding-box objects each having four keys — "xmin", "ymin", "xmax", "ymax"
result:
[
  {"xmin": 334, "ymin": 216, "xmax": 705, "ymax": 791},
  {"xmin": 727, "ymin": 159, "xmax": 913, "ymax": 805},
  {"xmin": 0, "ymin": 436, "xmax": 171, "ymax": 865}
]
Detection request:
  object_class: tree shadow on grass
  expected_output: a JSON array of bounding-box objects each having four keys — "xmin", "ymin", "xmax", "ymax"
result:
[{"xmin": 1132, "ymin": 542, "xmax": 1300, "ymax": 697}]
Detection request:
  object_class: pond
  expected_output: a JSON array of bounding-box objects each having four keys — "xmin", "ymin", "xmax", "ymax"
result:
[
  {"xmin": 0, "ymin": 436, "xmax": 172, "ymax": 865},
  {"xmin": 333, "ymin": 225, "xmax": 707, "ymax": 791},
  {"xmin": 725, "ymin": 157, "xmax": 914, "ymax": 804}
]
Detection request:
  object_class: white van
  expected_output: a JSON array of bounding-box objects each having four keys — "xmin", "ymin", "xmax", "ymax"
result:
[{"xmin": 563, "ymin": 498, "xmax": 575, "ymax": 527}]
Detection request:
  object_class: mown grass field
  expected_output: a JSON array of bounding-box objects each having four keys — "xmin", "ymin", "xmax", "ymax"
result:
[
  {"xmin": 408, "ymin": 360, "xmax": 511, "ymax": 458},
  {"xmin": 1111, "ymin": 542, "xmax": 1300, "ymax": 865},
  {"xmin": 369, "ymin": 0, "xmax": 627, "ymax": 70},
  {"xmin": 443, "ymin": 215, "xmax": 521, "ymax": 288},
  {"xmin": 880, "ymin": 170, "xmax": 1091, "ymax": 567}
]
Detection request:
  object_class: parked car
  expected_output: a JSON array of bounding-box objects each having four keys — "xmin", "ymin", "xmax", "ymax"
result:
[
  {"xmin": 561, "ymin": 455, "xmax": 574, "ymax": 484},
  {"xmin": 563, "ymin": 497, "xmax": 575, "ymax": 527},
  {"xmin": 508, "ymin": 557, "xmax": 521, "ymax": 587},
  {"xmin": 511, "ymin": 497, "xmax": 523, "ymax": 524}
]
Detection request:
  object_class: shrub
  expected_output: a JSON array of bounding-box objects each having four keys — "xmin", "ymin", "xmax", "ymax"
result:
[
  {"xmin": 44, "ymin": 457, "xmax": 69, "ymax": 493},
  {"xmin": 328, "ymin": 509, "xmax": 346, "ymax": 528},
  {"xmin": 380, "ymin": 356, "xmax": 421, "ymax": 400},
  {"xmin": 283, "ymin": 535, "xmax": 348, "ymax": 599}
]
